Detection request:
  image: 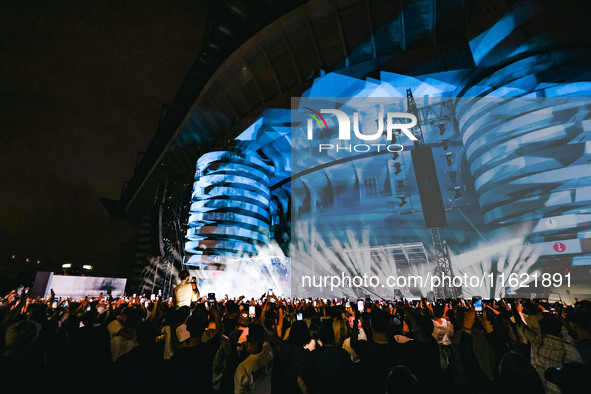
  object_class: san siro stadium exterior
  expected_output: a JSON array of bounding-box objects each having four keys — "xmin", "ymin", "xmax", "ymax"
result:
[{"xmin": 105, "ymin": 0, "xmax": 591, "ymax": 301}]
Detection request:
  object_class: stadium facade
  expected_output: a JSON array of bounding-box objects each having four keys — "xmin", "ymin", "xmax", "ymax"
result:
[{"xmin": 104, "ymin": 0, "xmax": 591, "ymax": 301}]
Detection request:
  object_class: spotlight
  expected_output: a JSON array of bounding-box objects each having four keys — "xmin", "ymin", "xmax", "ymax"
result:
[
  {"xmin": 397, "ymin": 196, "xmax": 407, "ymax": 207},
  {"xmin": 392, "ymin": 152, "xmax": 399, "ymax": 160},
  {"xmin": 394, "ymin": 162, "xmax": 402, "ymax": 175},
  {"xmin": 442, "ymin": 140, "xmax": 449, "ymax": 150},
  {"xmin": 449, "ymin": 171, "xmax": 457, "ymax": 182},
  {"xmin": 453, "ymin": 186, "xmax": 462, "ymax": 200},
  {"xmin": 438, "ymin": 124, "xmax": 446, "ymax": 135}
]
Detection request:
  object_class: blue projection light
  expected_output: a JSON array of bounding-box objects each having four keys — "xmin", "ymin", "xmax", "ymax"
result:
[
  {"xmin": 182, "ymin": 0, "xmax": 591, "ymax": 299},
  {"xmin": 185, "ymin": 150, "xmax": 273, "ymax": 265}
]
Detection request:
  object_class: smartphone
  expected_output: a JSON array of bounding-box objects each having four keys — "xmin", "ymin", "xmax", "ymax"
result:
[
  {"xmin": 151, "ymin": 294, "xmax": 156, "ymax": 301},
  {"xmin": 268, "ymin": 289, "xmax": 273, "ymax": 294},
  {"xmin": 249, "ymin": 305, "xmax": 256, "ymax": 318},
  {"xmin": 346, "ymin": 301, "xmax": 350, "ymax": 308},
  {"xmin": 52, "ymin": 300, "xmax": 58, "ymax": 309},
  {"xmin": 313, "ymin": 300, "xmax": 317, "ymax": 307},
  {"xmin": 208, "ymin": 293, "xmax": 215, "ymax": 307},
  {"xmin": 62, "ymin": 300, "xmax": 68, "ymax": 307},
  {"xmin": 473, "ymin": 297, "xmax": 483, "ymax": 317},
  {"xmin": 296, "ymin": 313, "xmax": 303, "ymax": 321},
  {"xmin": 357, "ymin": 300, "xmax": 364, "ymax": 312},
  {"xmin": 86, "ymin": 305, "xmax": 91, "ymax": 312}
]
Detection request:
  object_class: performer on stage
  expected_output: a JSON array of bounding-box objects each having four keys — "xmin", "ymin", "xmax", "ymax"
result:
[{"xmin": 172, "ymin": 270, "xmax": 194, "ymax": 308}]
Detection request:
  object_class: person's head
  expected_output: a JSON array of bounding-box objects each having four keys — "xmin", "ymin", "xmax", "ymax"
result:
[
  {"xmin": 4, "ymin": 320, "xmax": 41, "ymax": 359},
  {"xmin": 26, "ymin": 303, "xmax": 48, "ymax": 325},
  {"xmin": 566, "ymin": 311, "xmax": 591, "ymax": 339},
  {"xmin": 370, "ymin": 310, "xmax": 388, "ymax": 335},
  {"xmin": 498, "ymin": 352, "xmax": 545, "ymax": 394},
  {"xmin": 247, "ymin": 324, "xmax": 265, "ymax": 354},
  {"xmin": 164, "ymin": 308, "xmax": 179, "ymax": 325},
  {"xmin": 319, "ymin": 318, "xmax": 335, "ymax": 346},
  {"xmin": 539, "ymin": 315, "xmax": 563, "ymax": 337},
  {"xmin": 225, "ymin": 300, "xmax": 239, "ymax": 318},
  {"xmin": 238, "ymin": 310, "xmax": 253, "ymax": 327},
  {"xmin": 433, "ymin": 304, "xmax": 445, "ymax": 319},
  {"xmin": 117, "ymin": 307, "xmax": 132, "ymax": 323},
  {"xmin": 177, "ymin": 306, "xmax": 191, "ymax": 322},
  {"xmin": 136, "ymin": 321, "xmax": 158, "ymax": 346},
  {"xmin": 308, "ymin": 318, "xmax": 321, "ymax": 342},
  {"xmin": 332, "ymin": 317, "xmax": 347, "ymax": 347},
  {"xmin": 264, "ymin": 307, "xmax": 277, "ymax": 331},
  {"xmin": 575, "ymin": 299, "xmax": 591, "ymax": 314},
  {"xmin": 413, "ymin": 314, "xmax": 434, "ymax": 339},
  {"xmin": 302, "ymin": 305, "xmax": 317, "ymax": 320},
  {"xmin": 288, "ymin": 320, "xmax": 311, "ymax": 347},
  {"xmin": 545, "ymin": 362, "xmax": 591, "ymax": 394},
  {"xmin": 523, "ymin": 300, "xmax": 541, "ymax": 316},
  {"xmin": 81, "ymin": 308, "xmax": 98, "ymax": 328},
  {"xmin": 386, "ymin": 365, "xmax": 422, "ymax": 394},
  {"xmin": 186, "ymin": 312, "xmax": 208, "ymax": 338},
  {"xmin": 125, "ymin": 307, "xmax": 142, "ymax": 329},
  {"xmin": 178, "ymin": 270, "xmax": 190, "ymax": 282}
]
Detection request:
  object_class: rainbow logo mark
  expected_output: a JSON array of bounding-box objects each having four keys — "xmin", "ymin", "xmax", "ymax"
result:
[{"xmin": 302, "ymin": 107, "xmax": 328, "ymax": 131}]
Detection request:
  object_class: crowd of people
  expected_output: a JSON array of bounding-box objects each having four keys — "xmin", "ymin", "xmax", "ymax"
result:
[{"xmin": 1, "ymin": 272, "xmax": 590, "ymax": 394}]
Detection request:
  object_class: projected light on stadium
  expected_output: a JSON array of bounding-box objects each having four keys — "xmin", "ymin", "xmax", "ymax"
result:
[
  {"xmin": 183, "ymin": 1, "xmax": 591, "ymax": 300},
  {"xmin": 185, "ymin": 150, "xmax": 273, "ymax": 266}
]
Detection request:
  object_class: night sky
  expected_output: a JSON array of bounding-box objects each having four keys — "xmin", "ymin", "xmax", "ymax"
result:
[{"xmin": 0, "ymin": 1, "xmax": 207, "ymax": 277}]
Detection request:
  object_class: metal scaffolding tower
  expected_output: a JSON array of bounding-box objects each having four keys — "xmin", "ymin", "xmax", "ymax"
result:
[
  {"xmin": 407, "ymin": 88, "xmax": 462, "ymax": 298},
  {"xmin": 406, "ymin": 89, "xmax": 425, "ymax": 145},
  {"xmin": 431, "ymin": 227, "xmax": 462, "ymax": 298}
]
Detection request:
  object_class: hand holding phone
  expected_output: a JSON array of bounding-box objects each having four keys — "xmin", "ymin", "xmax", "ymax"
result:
[{"xmin": 473, "ymin": 297, "xmax": 483, "ymax": 317}]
